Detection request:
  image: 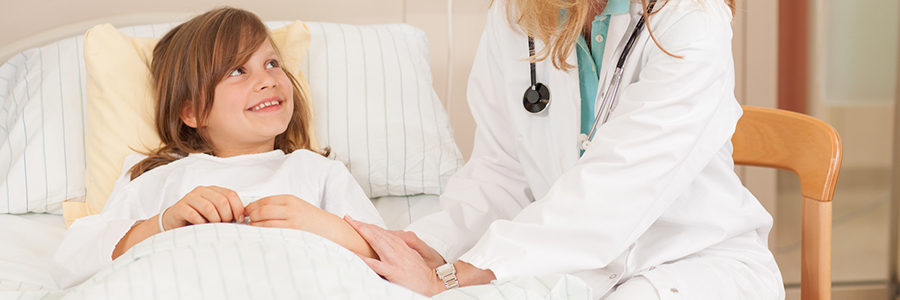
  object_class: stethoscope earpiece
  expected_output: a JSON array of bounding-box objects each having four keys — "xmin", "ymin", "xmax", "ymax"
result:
[{"xmin": 523, "ymin": 82, "xmax": 550, "ymax": 113}]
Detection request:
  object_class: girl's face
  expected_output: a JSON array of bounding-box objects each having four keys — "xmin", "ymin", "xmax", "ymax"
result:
[{"xmin": 183, "ymin": 41, "xmax": 294, "ymax": 157}]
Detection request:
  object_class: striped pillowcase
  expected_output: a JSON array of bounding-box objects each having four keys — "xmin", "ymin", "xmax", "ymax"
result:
[
  {"xmin": 0, "ymin": 21, "xmax": 462, "ymax": 213},
  {"xmin": 0, "ymin": 36, "xmax": 88, "ymax": 214},
  {"xmin": 301, "ymin": 22, "xmax": 463, "ymax": 198}
]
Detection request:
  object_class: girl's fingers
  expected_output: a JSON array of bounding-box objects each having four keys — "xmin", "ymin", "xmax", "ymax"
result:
[
  {"xmin": 208, "ymin": 186, "xmax": 244, "ymax": 223},
  {"xmin": 246, "ymin": 204, "xmax": 290, "ymax": 222},
  {"xmin": 186, "ymin": 198, "xmax": 220, "ymax": 223},
  {"xmin": 243, "ymin": 200, "xmax": 259, "ymax": 216},
  {"xmin": 243, "ymin": 196, "xmax": 278, "ymax": 217},
  {"xmin": 197, "ymin": 187, "xmax": 234, "ymax": 223},
  {"xmin": 169, "ymin": 203, "xmax": 207, "ymax": 227},
  {"xmin": 183, "ymin": 208, "xmax": 207, "ymax": 226},
  {"xmin": 252, "ymin": 195, "xmax": 288, "ymax": 208}
]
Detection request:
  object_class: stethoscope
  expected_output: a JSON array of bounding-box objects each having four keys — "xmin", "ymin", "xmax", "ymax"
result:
[{"xmin": 522, "ymin": 0, "xmax": 657, "ymax": 151}]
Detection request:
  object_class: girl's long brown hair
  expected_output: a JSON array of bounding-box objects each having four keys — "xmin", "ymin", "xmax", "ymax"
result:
[
  {"xmin": 130, "ymin": 7, "xmax": 324, "ymax": 180},
  {"xmin": 502, "ymin": 0, "xmax": 737, "ymax": 70}
]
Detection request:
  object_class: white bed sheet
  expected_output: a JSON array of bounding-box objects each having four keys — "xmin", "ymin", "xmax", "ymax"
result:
[
  {"xmin": 0, "ymin": 213, "xmax": 66, "ymax": 291},
  {"xmin": 372, "ymin": 194, "xmax": 441, "ymax": 230},
  {"xmin": 0, "ymin": 194, "xmax": 440, "ymax": 291}
]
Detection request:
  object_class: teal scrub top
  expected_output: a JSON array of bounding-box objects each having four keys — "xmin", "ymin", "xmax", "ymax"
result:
[{"xmin": 577, "ymin": 0, "xmax": 629, "ymax": 155}]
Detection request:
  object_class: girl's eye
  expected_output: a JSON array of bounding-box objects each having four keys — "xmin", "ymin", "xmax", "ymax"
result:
[
  {"xmin": 229, "ymin": 68, "xmax": 245, "ymax": 77},
  {"xmin": 266, "ymin": 60, "xmax": 279, "ymax": 69}
]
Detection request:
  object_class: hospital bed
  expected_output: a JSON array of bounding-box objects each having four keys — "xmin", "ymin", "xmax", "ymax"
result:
[{"xmin": 0, "ymin": 17, "xmax": 590, "ymax": 300}]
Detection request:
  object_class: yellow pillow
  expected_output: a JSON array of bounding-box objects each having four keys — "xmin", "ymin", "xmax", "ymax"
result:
[{"xmin": 63, "ymin": 21, "xmax": 313, "ymax": 226}]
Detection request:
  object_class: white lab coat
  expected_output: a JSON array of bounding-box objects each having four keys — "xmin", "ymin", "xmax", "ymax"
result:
[{"xmin": 406, "ymin": 0, "xmax": 785, "ymax": 299}]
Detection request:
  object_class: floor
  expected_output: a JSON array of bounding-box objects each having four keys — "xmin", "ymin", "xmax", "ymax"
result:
[{"xmin": 774, "ymin": 167, "xmax": 893, "ymax": 300}]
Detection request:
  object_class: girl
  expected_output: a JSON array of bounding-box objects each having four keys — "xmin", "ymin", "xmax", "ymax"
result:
[
  {"xmin": 51, "ymin": 7, "xmax": 385, "ymax": 289},
  {"xmin": 348, "ymin": 0, "xmax": 785, "ymax": 299}
]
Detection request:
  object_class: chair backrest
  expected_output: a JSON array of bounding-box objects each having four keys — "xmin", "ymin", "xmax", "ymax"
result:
[{"xmin": 732, "ymin": 106, "xmax": 842, "ymax": 300}]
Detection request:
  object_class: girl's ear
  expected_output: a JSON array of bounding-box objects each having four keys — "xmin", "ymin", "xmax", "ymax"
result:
[{"xmin": 181, "ymin": 104, "xmax": 199, "ymax": 128}]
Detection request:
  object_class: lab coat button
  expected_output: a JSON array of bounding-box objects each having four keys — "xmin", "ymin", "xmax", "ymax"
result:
[
  {"xmin": 670, "ymin": 288, "xmax": 679, "ymax": 293},
  {"xmin": 596, "ymin": 35, "xmax": 605, "ymax": 43},
  {"xmin": 649, "ymin": 266, "xmax": 656, "ymax": 270},
  {"xmin": 609, "ymin": 274, "xmax": 617, "ymax": 279}
]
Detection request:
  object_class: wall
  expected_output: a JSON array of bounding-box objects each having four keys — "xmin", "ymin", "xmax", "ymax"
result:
[{"xmin": 732, "ymin": 0, "xmax": 779, "ymax": 228}]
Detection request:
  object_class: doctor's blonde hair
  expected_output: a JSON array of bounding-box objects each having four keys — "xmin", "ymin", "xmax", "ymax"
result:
[
  {"xmin": 129, "ymin": 7, "xmax": 324, "ymax": 180},
  {"xmin": 501, "ymin": 0, "xmax": 737, "ymax": 70}
]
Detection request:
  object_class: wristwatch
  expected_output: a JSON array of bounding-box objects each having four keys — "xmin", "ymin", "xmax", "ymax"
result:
[{"xmin": 435, "ymin": 262, "xmax": 460, "ymax": 290}]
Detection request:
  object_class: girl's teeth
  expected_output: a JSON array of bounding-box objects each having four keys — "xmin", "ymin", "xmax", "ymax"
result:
[{"xmin": 251, "ymin": 101, "xmax": 279, "ymax": 111}]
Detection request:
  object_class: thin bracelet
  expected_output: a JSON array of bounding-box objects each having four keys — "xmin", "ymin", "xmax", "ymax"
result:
[{"xmin": 158, "ymin": 207, "xmax": 169, "ymax": 232}]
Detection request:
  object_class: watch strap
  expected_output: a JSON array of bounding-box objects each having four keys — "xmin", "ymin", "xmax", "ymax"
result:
[{"xmin": 435, "ymin": 262, "xmax": 460, "ymax": 290}]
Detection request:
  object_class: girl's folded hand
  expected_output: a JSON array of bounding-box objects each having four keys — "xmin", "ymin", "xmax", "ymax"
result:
[
  {"xmin": 162, "ymin": 185, "xmax": 245, "ymax": 230},
  {"xmin": 244, "ymin": 194, "xmax": 315, "ymax": 230}
]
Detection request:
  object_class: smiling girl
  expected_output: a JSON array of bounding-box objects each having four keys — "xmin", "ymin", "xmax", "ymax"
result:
[{"xmin": 50, "ymin": 7, "xmax": 386, "ymax": 289}]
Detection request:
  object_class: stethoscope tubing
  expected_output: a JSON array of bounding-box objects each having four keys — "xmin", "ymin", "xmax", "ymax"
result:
[
  {"xmin": 583, "ymin": 0, "xmax": 657, "ymax": 150},
  {"xmin": 528, "ymin": 37, "xmax": 537, "ymax": 87}
]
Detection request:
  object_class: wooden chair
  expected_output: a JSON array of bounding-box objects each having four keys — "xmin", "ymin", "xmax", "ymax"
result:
[{"xmin": 731, "ymin": 106, "xmax": 842, "ymax": 300}]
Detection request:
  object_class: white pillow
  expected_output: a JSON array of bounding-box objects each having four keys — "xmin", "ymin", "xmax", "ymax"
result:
[
  {"xmin": 0, "ymin": 21, "xmax": 462, "ymax": 213},
  {"xmin": 302, "ymin": 22, "xmax": 462, "ymax": 198},
  {"xmin": 0, "ymin": 36, "xmax": 88, "ymax": 214}
]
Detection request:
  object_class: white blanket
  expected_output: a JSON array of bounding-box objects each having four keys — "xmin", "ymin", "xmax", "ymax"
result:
[
  {"xmin": 4, "ymin": 223, "xmax": 591, "ymax": 300},
  {"xmin": 61, "ymin": 223, "xmax": 424, "ymax": 300}
]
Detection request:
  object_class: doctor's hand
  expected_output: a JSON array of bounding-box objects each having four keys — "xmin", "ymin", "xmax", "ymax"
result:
[
  {"xmin": 345, "ymin": 216, "xmax": 446, "ymax": 296},
  {"xmin": 162, "ymin": 186, "xmax": 245, "ymax": 231},
  {"xmin": 387, "ymin": 230, "xmax": 446, "ymax": 269}
]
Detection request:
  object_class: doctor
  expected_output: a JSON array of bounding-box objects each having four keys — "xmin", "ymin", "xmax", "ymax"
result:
[{"xmin": 347, "ymin": 0, "xmax": 784, "ymax": 299}]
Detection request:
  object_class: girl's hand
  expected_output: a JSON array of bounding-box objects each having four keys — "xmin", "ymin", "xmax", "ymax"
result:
[
  {"xmin": 246, "ymin": 195, "xmax": 378, "ymax": 258},
  {"xmin": 244, "ymin": 194, "xmax": 315, "ymax": 229},
  {"xmin": 161, "ymin": 186, "xmax": 245, "ymax": 231},
  {"xmin": 345, "ymin": 216, "xmax": 446, "ymax": 296}
]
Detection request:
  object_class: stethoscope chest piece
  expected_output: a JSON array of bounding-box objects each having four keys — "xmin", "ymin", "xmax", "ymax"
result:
[{"xmin": 523, "ymin": 82, "xmax": 550, "ymax": 113}]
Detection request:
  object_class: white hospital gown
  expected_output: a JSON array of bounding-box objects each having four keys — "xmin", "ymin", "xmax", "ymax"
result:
[{"xmin": 50, "ymin": 149, "xmax": 386, "ymax": 289}]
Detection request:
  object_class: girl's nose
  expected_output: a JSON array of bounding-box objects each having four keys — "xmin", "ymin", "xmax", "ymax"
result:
[{"xmin": 255, "ymin": 71, "xmax": 278, "ymax": 91}]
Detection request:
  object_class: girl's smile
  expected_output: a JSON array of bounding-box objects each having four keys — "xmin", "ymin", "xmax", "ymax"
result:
[{"xmin": 248, "ymin": 98, "xmax": 284, "ymax": 112}]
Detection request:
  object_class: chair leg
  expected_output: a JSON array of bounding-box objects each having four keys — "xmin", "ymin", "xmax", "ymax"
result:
[{"xmin": 801, "ymin": 197, "xmax": 832, "ymax": 300}]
